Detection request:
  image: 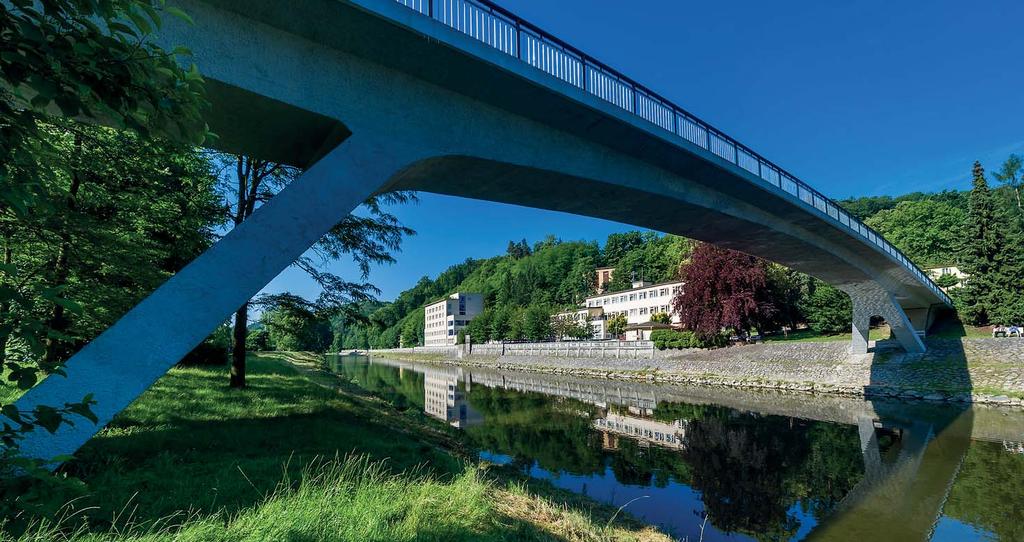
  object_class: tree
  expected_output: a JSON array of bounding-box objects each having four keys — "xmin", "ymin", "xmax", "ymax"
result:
[
  {"xmin": 650, "ymin": 312, "xmax": 671, "ymax": 324},
  {"xmin": 602, "ymin": 231, "xmax": 645, "ymax": 267},
  {"xmin": 864, "ymin": 199, "xmax": 967, "ymax": 267},
  {"xmin": 958, "ymin": 162, "xmax": 1006, "ymax": 325},
  {"xmin": 994, "ymin": 154, "xmax": 1022, "ymax": 217},
  {"xmin": 0, "ymin": 0, "xmax": 210, "ymax": 508},
  {"xmin": 673, "ymin": 243, "xmax": 778, "ymax": 340},
  {"xmin": 400, "ymin": 313, "xmax": 422, "ymax": 347},
  {"xmin": 466, "ymin": 309, "xmax": 493, "ymax": 343},
  {"xmin": 490, "ymin": 306, "xmax": 514, "ymax": 341},
  {"xmin": 606, "ymin": 313, "xmax": 628, "ymax": 338},
  {"xmin": 801, "ymin": 281, "xmax": 852, "ymax": 334},
  {"xmin": 935, "ymin": 273, "xmax": 961, "ymax": 289},
  {"xmin": 217, "ymin": 154, "xmax": 414, "ymax": 387},
  {"xmin": 523, "ymin": 305, "xmax": 552, "ymax": 341},
  {"xmin": 259, "ymin": 295, "xmax": 332, "ymax": 352},
  {"xmin": 506, "ymin": 238, "xmax": 532, "ymax": 259}
]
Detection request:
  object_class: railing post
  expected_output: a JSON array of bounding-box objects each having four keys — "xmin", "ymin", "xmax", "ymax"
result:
[{"xmin": 515, "ymin": 20, "xmax": 522, "ymax": 59}]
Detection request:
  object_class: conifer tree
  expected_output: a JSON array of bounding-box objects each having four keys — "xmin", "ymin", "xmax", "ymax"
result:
[{"xmin": 959, "ymin": 162, "xmax": 1004, "ymax": 324}]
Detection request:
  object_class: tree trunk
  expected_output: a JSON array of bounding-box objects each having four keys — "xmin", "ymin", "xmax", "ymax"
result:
[
  {"xmin": 42, "ymin": 138, "xmax": 84, "ymax": 370},
  {"xmin": 230, "ymin": 302, "xmax": 248, "ymax": 388},
  {"xmin": 0, "ymin": 232, "xmax": 11, "ymax": 366}
]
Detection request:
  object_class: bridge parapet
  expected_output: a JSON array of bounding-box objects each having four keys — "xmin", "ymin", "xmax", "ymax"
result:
[{"xmin": 389, "ymin": 0, "xmax": 951, "ymax": 308}]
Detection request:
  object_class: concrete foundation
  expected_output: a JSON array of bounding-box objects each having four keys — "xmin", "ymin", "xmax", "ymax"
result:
[{"xmin": 844, "ymin": 282, "xmax": 927, "ymax": 354}]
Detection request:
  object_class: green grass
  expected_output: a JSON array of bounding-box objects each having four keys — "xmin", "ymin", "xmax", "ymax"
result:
[
  {"xmin": 3, "ymin": 353, "xmax": 670, "ymax": 542},
  {"xmin": 760, "ymin": 325, "xmax": 891, "ymax": 344}
]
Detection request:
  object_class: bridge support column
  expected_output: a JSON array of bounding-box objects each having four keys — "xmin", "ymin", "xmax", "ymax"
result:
[
  {"xmin": 844, "ymin": 283, "xmax": 926, "ymax": 354},
  {"xmin": 7, "ymin": 134, "xmax": 427, "ymax": 463}
]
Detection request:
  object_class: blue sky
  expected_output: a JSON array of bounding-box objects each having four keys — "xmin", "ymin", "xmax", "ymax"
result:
[{"xmin": 260, "ymin": 0, "xmax": 1024, "ymax": 302}]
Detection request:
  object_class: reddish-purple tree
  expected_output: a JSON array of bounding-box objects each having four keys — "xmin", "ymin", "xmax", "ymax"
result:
[{"xmin": 673, "ymin": 243, "xmax": 778, "ymax": 340}]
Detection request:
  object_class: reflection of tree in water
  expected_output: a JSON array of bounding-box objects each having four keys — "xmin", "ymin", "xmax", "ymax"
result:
[
  {"xmin": 945, "ymin": 440, "xmax": 1024, "ymax": 541},
  {"xmin": 335, "ymin": 360, "xmax": 425, "ymax": 410},
  {"xmin": 465, "ymin": 386, "xmax": 605, "ymax": 475},
  {"xmin": 608, "ymin": 439, "xmax": 693, "ymax": 488},
  {"xmin": 682, "ymin": 414, "xmax": 863, "ymax": 541}
]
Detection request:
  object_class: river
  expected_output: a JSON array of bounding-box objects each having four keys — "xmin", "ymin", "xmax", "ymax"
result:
[{"xmin": 326, "ymin": 354, "xmax": 1024, "ymax": 541}]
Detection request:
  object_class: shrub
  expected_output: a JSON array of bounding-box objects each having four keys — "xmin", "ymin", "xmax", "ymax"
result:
[
  {"xmin": 652, "ymin": 329, "xmax": 727, "ymax": 350},
  {"xmin": 178, "ymin": 341, "xmax": 229, "ymax": 366}
]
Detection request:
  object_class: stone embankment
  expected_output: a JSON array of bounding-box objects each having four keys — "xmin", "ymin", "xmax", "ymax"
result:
[{"xmin": 372, "ymin": 338, "xmax": 1024, "ymax": 407}]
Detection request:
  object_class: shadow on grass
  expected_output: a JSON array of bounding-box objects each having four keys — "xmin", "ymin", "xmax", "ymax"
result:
[{"xmin": 34, "ymin": 356, "xmax": 647, "ymax": 541}]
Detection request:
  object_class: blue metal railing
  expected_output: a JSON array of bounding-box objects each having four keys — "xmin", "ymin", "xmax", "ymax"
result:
[{"xmin": 392, "ymin": 0, "xmax": 951, "ymax": 305}]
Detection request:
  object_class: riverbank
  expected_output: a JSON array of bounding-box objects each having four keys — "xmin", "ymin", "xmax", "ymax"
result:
[
  {"xmin": 372, "ymin": 336, "xmax": 1024, "ymax": 407},
  {"xmin": 3, "ymin": 353, "xmax": 670, "ymax": 542}
]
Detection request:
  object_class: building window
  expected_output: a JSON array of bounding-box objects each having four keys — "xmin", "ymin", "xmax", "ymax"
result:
[
  {"xmin": 629, "ymin": 293, "xmax": 636, "ymax": 301},
  {"xmin": 638, "ymin": 292, "xmax": 646, "ymax": 299},
  {"xmin": 649, "ymin": 290, "xmax": 657, "ymax": 298},
  {"xmin": 640, "ymin": 307, "xmax": 647, "ymax": 315}
]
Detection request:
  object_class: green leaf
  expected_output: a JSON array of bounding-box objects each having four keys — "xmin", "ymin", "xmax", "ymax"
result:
[
  {"xmin": 165, "ymin": 6, "xmax": 194, "ymax": 25},
  {"xmin": 127, "ymin": 8, "xmax": 154, "ymax": 35},
  {"xmin": 33, "ymin": 406, "xmax": 64, "ymax": 433},
  {"xmin": 141, "ymin": 3, "xmax": 163, "ymax": 30}
]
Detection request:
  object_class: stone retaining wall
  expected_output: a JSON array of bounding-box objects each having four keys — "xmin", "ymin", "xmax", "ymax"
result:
[{"xmin": 369, "ymin": 337, "xmax": 1024, "ymax": 408}]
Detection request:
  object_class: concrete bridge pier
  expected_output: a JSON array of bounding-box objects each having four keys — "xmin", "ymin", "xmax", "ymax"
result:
[{"xmin": 844, "ymin": 283, "xmax": 926, "ymax": 354}]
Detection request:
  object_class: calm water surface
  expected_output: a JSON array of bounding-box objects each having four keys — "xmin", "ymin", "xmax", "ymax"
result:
[{"xmin": 327, "ymin": 355, "xmax": 1024, "ymax": 541}]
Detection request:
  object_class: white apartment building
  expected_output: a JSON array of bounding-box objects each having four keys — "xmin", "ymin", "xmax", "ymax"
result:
[
  {"xmin": 585, "ymin": 280, "xmax": 685, "ymax": 327},
  {"xmin": 551, "ymin": 307, "xmax": 606, "ymax": 340},
  {"xmin": 925, "ymin": 265, "xmax": 969, "ymax": 291},
  {"xmin": 424, "ymin": 292, "xmax": 484, "ymax": 347}
]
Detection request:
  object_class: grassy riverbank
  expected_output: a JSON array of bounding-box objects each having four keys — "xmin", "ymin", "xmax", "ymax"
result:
[{"xmin": 3, "ymin": 353, "xmax": 669, "ymax": 542}]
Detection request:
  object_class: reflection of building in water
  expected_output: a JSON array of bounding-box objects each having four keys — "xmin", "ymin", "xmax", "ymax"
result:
[
  {"xmin": 595, "ymin": 412, "xmax": 686, "ymax": 450},
  {"xmin": 423, "ymin": 368, "xmax": 482, "ymax": 428}
]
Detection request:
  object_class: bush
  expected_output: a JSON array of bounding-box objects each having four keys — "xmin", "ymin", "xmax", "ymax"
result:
[
  {"xmin": 178, "ymin": 341, "xmax": 229, "ymax": 366},
  {"xmin": 652, "ymin": 329, "xmax": 728, "ymax": 350}
]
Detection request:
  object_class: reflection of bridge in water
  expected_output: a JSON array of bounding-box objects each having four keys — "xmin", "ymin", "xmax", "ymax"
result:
[{"xmin": 367, "ymin": 357, "xmax": 1018, "ymax": 541}]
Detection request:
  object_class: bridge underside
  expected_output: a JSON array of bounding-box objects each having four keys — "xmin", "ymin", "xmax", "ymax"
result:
[{"xmin": 8, "ymin": 0, "xmax": 950, "ymax": 462}]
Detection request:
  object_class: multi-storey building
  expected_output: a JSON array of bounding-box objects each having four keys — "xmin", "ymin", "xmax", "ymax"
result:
[
  {"xmin": 551, "ymin": 280, "xmax": 685, "ymax": 340},
  {"xmin": 551, "ymin": 307, "xmax": 606, "ymax": 340},
  {"xmin": 424, "ymin": 292, "xmax": 484, "ymax": 347},
  {"xmin": 595, "ymin": 266, "xmax": 615, "ymax": 293},
  {"xmin": 585, "ymin": 280, "xmax": 684, "ymax": 326}
]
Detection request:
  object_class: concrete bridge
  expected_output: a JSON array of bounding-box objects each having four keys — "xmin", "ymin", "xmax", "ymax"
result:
[{"xmin": 12, "ymin": 0, "xmax": 953, "ymax": 462}]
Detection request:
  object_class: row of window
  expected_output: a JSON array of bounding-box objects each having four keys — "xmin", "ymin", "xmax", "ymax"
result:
[
  {"xmin": 595, "ymin": 419, "xmax": 682, "ymax": 443},
  {"xmin": 602, "ymin": 306, "xmax": 671, "ymax": 318},
  {"xmin": 586, "ymin": 285, "xmax": 683, "ymax": 308}
]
